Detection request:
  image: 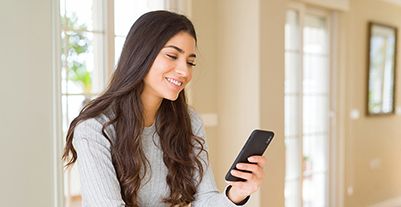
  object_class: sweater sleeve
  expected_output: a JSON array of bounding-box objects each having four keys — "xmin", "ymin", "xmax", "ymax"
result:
[
  {"xmin": 72, "ymin": 118, "xmax": 125, "ymax": 207},
  {"xmin": 189, "ymin": 111, "xmax": 249, "ymax": 207}
]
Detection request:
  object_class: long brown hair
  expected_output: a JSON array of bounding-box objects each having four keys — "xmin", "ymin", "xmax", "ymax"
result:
[{"xmin": 62, "ymin": 10, "xmax": 206, "ymax": 207}]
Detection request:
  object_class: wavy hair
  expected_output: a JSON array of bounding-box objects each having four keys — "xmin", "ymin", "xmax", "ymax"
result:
[{"xmin": 62, "ymin": 10, "xmax": 206, "ymax": 207}]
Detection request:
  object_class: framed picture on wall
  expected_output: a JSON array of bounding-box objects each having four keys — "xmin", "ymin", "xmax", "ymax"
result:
[{"xmin": 367, "ymin": 22, "xmax": 397, "ymax": 116}]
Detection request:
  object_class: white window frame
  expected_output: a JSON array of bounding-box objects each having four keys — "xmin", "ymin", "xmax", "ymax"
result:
[{"xmin": 295, "ymin": 0, "xmax": 349, "ymax": 11}]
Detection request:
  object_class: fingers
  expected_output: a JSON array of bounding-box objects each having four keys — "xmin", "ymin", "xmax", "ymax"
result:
[
  {"xmin": 230, "ymin": 169, "xmax": 255, "ymax": 181},
  {"xmin": 248, "ymin": 156, "xmax": 266, "ymax": 167},
  {"xmin": 229, "ymin": 156, "xmax": 266, "ymax": 181},
  {"xmin": 235, "ymin": 163, "xmax": 264, "ymax": 178},
  {"xmin": 225, "ymin": 156, "xmax": 267, "ymax": 200}
]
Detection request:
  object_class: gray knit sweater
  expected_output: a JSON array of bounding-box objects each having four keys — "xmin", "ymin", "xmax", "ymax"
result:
[{"xmin": 72, "ymin": 110, "xmax": 246, "ymax": 207}]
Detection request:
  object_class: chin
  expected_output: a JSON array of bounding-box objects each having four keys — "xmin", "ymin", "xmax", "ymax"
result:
[
  {"xmin": 160, "ymin": 88, "xmax": 183, "ymax": 101},
  {"xmin": 163, "ymin": 93, "xmax": 180, "ymax": 101}
]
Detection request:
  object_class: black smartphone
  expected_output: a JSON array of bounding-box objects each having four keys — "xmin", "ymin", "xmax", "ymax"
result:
[{"xmin": 225, "ymin": 129, "xmax": 275, "ymax": 182}]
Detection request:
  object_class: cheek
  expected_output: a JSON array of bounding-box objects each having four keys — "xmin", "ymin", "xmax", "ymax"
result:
[
  {"xmin": 152, "ymin": 57, "xmax": 173, "ymax": 73},
  {"xmin": 146, "ymin": 63, "xmax": 168, "ymax": 83},
  {"xmin": 187, "ymin": 72, "xmax": 193, "ymax": 82}
]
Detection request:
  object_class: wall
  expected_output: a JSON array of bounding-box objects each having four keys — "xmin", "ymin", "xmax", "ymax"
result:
[
  {"xmin": 340, "ymin": 0, "xmax": 401, "ymax": 206},
  {"xmin": 260, "ymin": 0, "xmax": 286, "ymax": 206},
  {"xmin": 0, "ymin": 0, "xmax": 55, "ymax": 206},
  {"xmin": 190, "ymin": 0, "xmax": 219, "ymax": 169},
  {"xmin": 215, "ymin": 0, "xmax": 262, "ymax": 205}
]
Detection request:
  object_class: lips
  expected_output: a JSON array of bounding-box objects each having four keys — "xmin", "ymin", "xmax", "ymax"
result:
[{"xmin": 165, "ymin": 77, "xmax": 183, "ymax": 87}]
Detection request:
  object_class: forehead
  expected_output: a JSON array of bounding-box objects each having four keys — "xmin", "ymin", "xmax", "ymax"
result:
[{"xmin": 164, "ymin": 32, "xmax": 196, "ymax": 54}]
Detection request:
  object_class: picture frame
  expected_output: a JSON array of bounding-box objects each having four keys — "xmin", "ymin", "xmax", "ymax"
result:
[{"xmin": 367, "ymin": 22, "xmax": 397, "ymax": 116}]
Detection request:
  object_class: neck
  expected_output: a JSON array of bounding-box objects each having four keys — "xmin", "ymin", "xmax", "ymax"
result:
[{"xmin": 141, "ymin": 93, "xmax": 162, "ymax": 127}]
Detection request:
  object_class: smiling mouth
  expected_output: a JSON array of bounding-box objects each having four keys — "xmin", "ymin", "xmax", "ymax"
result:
[{"xmin": 165, "ymin": 77, "xmax": 183, "ymax": 86}]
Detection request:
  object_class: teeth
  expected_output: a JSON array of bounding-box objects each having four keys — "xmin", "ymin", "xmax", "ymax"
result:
[{"xmin": 166, "ymin": 77, "xmax": 182, "ymax": 86}]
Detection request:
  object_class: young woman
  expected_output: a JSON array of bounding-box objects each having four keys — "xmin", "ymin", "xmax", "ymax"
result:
[{"xmin": 63, "ymin": 10, "xmax": 266, "ymax": 207}]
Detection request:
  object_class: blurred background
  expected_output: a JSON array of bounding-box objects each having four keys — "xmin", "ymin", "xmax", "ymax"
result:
[{"xmin": 1, "ymin": 0, "xmax": 401, "ymax": 206}]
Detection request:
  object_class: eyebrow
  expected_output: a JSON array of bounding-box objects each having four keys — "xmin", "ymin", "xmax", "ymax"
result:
[{"xmin": 164, "ymin": 45, "xmax": 197, "ymax": 58}]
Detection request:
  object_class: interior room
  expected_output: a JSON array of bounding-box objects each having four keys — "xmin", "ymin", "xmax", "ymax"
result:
[{"xmin": 1, "ymin": 0, "xmax": 401, "ymax": 206}]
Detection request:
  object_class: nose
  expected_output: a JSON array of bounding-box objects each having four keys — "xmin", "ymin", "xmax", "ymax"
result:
[{"xmin": 175, "ymin": 60, "xmax": 191, "ymax": 78}]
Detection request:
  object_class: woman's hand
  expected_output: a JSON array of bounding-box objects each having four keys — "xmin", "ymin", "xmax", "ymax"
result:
[{"xmin": 225, "ymin": 156, "xmax": 266, "ymax": 204}]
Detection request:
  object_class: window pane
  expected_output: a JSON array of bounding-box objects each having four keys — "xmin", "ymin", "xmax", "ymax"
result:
[
  {"xmin": 114, "ymin": 0, "xmax": 165, "ymax": 67},
  {"xmin": 60, "ymin": 0, "xmax": 66, "ymax": 17},
  {"xmin": 285, "ymin": 179, "xmax": 302, "ymax": 207},
  {"xmin": 62, "ymin": 31, "xmax": 93, "ymax": 94},
  {"xmin": 303, "ymin": 172, "xmax": 327, "ymax": 207},
  {"xmin": 285, "ymin": 10, "xmax": 300, "ymax": 51},
  {"xmin": 114, "ymin": 36, "xmax": 125, "ymax": 66},
  {"xmin": 303, "ymin": 15, "xmax": 327, "ymax": 55},
  {"xmin": 64, "ymin": 164, "xmax": 81, "ymax": 200},
  {"xmin": 64, "ymin": 0, "xmax": 98, "ymax": 31},
  {"xmin": 114, "ymin": 0, "xmax": 140, "ymax": 36},
  {"xmin": 303, "ymin": 135, "xmax": 328, "ymax": 173},
  {"xmin": 62, "ymin": 95, "xmax": 88, "ymax": 128},
  {"xmin": 114, "ymin": 0, "xmax": 165, "ymax": 36},
  {"xmin": 285, "ymin": 51, "xmax": 301, "ymax": 94},
  {"xmin": 303, "ymin": 55, "xmax": 328, "ymax": 94},
  {"xmin": 62, "ymin": 32, "xmax": 104, "ymax": 94},
  {"xmin": 303, "ymin": 96, "xmax": 328, "ymax": 134},
  {"xmin": 285, "ymin": 137, "xmax": 302, "ymax": 180},
  {"xmin": 285, "ymin": 95, "xmax": 300, "ymax": 136}
]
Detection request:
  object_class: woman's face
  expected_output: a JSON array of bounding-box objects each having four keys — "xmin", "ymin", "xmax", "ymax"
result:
[{"xmin": 143, "ymin": 31, "xmax": 196, "ymax": 101}]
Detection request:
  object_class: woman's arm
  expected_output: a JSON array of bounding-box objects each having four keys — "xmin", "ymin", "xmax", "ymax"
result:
[
  {"xmin": 191, "ymin": 159, "xmax": 250, "ymax": 207},
  {"xmin": 189, "ymin": 110, "xmax": 250, "ymax": 207},
  {"xmin": 72, "ymin": 118, "xmax": 125, "ymax": 207}
]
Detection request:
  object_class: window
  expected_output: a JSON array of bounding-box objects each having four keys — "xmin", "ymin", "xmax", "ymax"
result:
[
  {"xmin": 60, "ymin": 0, "xmax": 165, "ymax": 206},
  {"xmin": 114, "ymin": 0, "xmax": 166, "ymax": 65},
  {"xmin": 60, "ymin": 1, "xmax": 106, "ymax": 205},
  {"xmin": 285, "ymin": 6, "xmax": 333, "ymax": 207}
]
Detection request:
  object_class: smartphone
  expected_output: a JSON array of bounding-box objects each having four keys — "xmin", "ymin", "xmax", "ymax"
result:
[{"xmin": 225, "ymin": 129, "xmax": 275, "ymax": 182}]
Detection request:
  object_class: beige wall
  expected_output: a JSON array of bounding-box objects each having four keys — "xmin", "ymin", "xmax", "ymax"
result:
[
  {"xmin": 340, "ymin": 0, "xmax": 401, "ymax": 206},
  {"xmin": 190, "ymin": 0, "xmax": 219, "ymax": 167},
  {"xmin": 260, "ymin": 0, "xmax": 286, "ymax": 206},
  {"xmin": 215, "ymin": 0, "xmax": 263, "ymax": 206},
  {"xmin": 0, "ymin": 0, "xmax": 55, "ymax": 206}
]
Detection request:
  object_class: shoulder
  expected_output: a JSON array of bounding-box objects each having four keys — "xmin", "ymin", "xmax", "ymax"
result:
[
  {"xmin": 73, "ymin": 114, "xmax": 114, "ymax": 147},
  {"xmin": 74, "ymin": 114, "xmax": 110, "ymax": 136},
  {"xmin": 75, "ymin": 117, "xmax": 102, "ymax": 133}
]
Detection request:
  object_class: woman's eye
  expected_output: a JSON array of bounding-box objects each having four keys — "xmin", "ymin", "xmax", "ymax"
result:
[
  {"xmin": 166, "ymin": 54, "xmax": 177, "ymax": 60},
  {"xmin": 187, "ymin": 62, "xmax": 196, "ymax": 67}
]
